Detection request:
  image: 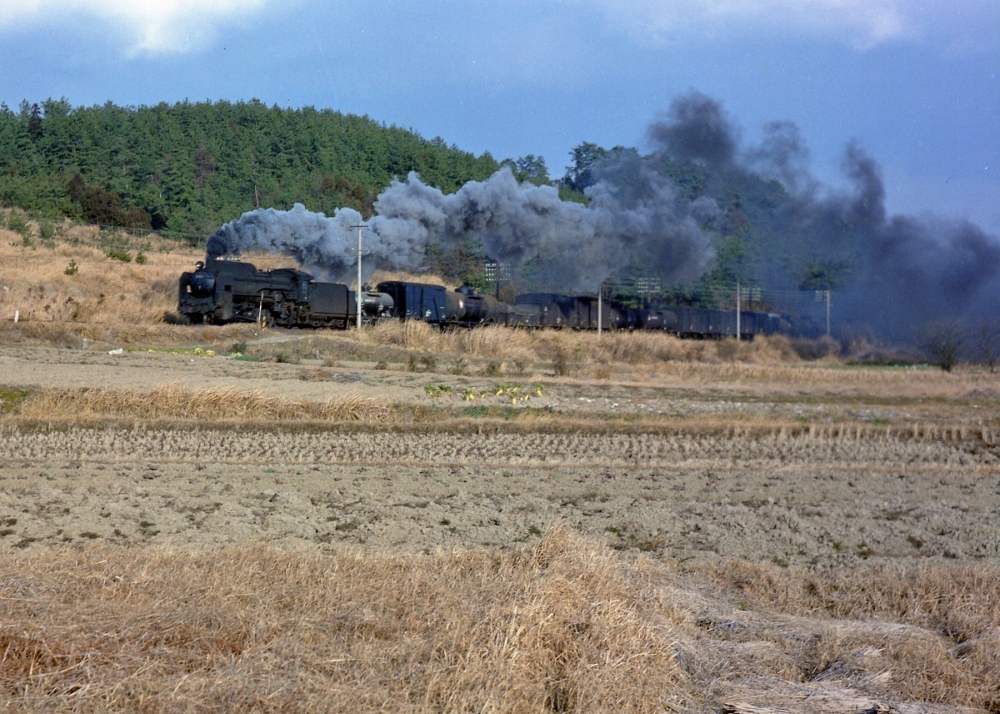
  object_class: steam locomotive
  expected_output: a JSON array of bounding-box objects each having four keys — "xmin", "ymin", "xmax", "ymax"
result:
[
  {"xmin": 179, "ymin": 258, "xmax": 394, "ymax": 327},
  {"xmin": 178, "ymin": 257, "xmax": 785, "ymax": 338}
]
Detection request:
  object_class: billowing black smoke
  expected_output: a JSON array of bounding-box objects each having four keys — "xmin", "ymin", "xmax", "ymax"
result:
[
  {"xmin": 649, "ymin": 90, "xmax": 739, "ymax": 167},
  {"xmin": 638, "ymin": 91, "xmax": 1000, "ymax": 342},
  {"xmin": 207, "ymin": 89, "xmax": 1000, "ymax": 342},
  {"xmin": 775, "ymin": 135, "xmax": 1000, "ymax": 342},
  {"xmin": 207, "ymin": 165, "xmax": 714, "ymax": 293}
]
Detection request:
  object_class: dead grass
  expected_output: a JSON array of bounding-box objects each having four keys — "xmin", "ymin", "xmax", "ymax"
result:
[
  {"xmin": 0, "ymin": 224, "xmax": 196, "ymax": 327},
  {"xmin": 0, "ymin": 530, "xmax": 685, "ymax": 713},
  {"xmin": 8, "ymin": 382, "xmax": 1000, "ymax": 443},
  {"xmin": 362, "ymin": 321, "xmax": 537, "ymax": 364},
  {"xmin": 361, "ymin": 321, "xmax": 804, "ymax": 367},
  {"xmin": 366, "ymin": 268, "xmax": 457, "ymax": 289},
  {"xmin": 360, "ymin": 322, "xmax": 1000, "ymax": 397},
  {"xmin": 0, "ymin": 530, "xmax": 996, "ymax": 712},
  {"xmin": 16, "ymin": 384, "xmax": 394, "ymax": 423},
  {"xmin": 693, "ymin": 559, "xmax": 1000, "ymax": 709},
  {"xmin": 0, "ymin": 224, "xmax": 305, "ymax": 334}
]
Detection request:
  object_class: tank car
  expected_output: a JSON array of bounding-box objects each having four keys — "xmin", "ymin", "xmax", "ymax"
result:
[{"xmin": 375, "ymin": 282, "xmax": 511, "ymax": 326}]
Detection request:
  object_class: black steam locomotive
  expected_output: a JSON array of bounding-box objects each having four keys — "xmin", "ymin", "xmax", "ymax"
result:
[
  {"xmin": 179, "ymin": 257, "xmax": 785, "ymax": 338},
  {"xmin": 179, "ymin": 258, "xmax": 394, "ymax": 327}
]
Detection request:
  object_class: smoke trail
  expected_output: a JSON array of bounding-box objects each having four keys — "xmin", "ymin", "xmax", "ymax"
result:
[
  {"xmin": 207, "ymin": 88, "xmax": 1000, "ymax": 343},
  {"xmin": 644, "ymin": 92, "xmax": 1000, "ymax": 342},
  {"xmin": 207, "ymin": 165, "xmax": 714, "ymax": 292},
  {"xmin": 834, "ymin": 149, "xmax": 1000, "ymax": 340},
  {"xmin": 207, "ymin": 202, "xmax": 428, "ymax": 283},
  {"xmin": 648, "ymin": 89, "xmax": 739, "ymax": 167}
]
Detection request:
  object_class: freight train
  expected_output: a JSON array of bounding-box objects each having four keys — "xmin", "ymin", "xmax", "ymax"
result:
[{"xmin": 179, "ymin": 257, "xmax": 786, "ymax": 338}]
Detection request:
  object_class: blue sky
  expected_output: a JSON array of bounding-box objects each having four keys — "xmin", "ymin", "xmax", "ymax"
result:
[{"xmin": 1, "ymin": 0, "xmax": 997, "ymax": 232}]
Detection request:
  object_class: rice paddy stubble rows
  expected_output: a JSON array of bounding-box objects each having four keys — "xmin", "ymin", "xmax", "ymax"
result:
[
  {"xmin": 2, "ymin": 421, "xmax": 998, "ymax": 467},
  {"xmin": 2, "ymin": 417, "xmax": 997, "ymax": 566}
]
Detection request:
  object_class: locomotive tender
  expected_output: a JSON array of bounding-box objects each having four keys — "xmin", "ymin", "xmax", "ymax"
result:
[{"xmin": 178, "ymin": 256, "xmax": 784, "ymax": 339}]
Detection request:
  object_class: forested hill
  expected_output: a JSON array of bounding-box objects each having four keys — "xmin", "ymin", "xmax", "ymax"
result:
[{"xmin": 0, "ymin": 99, "xmax": 501, "ymax": 233}]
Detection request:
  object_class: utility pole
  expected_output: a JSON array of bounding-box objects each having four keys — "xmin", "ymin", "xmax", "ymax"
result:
[
  {"xmin": 351, "ymin": 224, "xmax": 367, "ymax": 330},
  {"xmin": 825, "ymin": 289, "xmax": 831, "ymax": 337},
  {"xmin": 597, "ymin": 283, "xmax": 602, "ymax": 336},
  {"xmin": 735, "ymin": 280, "xmax": 741, "ymax": 342}
]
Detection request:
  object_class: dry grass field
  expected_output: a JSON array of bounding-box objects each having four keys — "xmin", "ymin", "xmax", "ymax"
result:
[{"xmin": 1, "ymin": 220, "xmax": 999, "ymax": 712}]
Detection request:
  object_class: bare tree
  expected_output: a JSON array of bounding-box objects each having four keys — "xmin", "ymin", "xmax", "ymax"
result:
[
  {"xmin": 974, "ymin": 321, "xmax": 1000, "ymax": 373},
  {"xmin": 919, "ymin": 321, "xmax": 966, "ymax": 372}
]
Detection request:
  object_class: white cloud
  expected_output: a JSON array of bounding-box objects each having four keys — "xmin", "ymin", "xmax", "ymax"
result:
[
  {"xmin": 0, "ymin": 0, "xmax": 272, "ymax": 54},
  {"xmin": 558, "ymin": 0, "xmax": 996, "ymax": 50}
]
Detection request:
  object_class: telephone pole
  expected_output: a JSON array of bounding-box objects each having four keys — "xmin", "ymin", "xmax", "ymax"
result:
[
  {"xmin": 351, "ymin": 224, "xmax": 368, "ymax": 329},
  {"xmin": 597, "ymin": 283, "xmax": 602, "ymax": 336},
  {"xmin": 735, "ymin": 280, "xmax": 741, "ymax": 342},
  {"xmin": 825, "ymin": 289, "xmax": 831, "ymax": 337}
]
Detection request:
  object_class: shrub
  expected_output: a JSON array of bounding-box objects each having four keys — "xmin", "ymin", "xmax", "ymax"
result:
[
  {"xmin": 7, "ymin": 211, "xmax": 30, "ymax": 238},
  {"xmin": 919, "ymin": 321, "xmax": 966, "ymax": 372},
  {"xmin": 484, "ymin": 361, "xmax": 503, "ymax": 377},
  {"xmin": 553, "ymin": 349, "xmax": 571, "ymax": 376},
  {"xmin": 973, "ymin": 321, "xmax": 1000, "ymax": 373},
  {"xmin": 104, "ymin": 247, "xmax": 132, "ymax": 262}
]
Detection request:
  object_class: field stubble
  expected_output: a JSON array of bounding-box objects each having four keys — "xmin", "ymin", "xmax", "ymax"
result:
[
  {"xmin": 3, "ymin": 226, "xmax": 1000, "ymax": 711},
  {"xmin": 0, "ymin": 531, "xmax": 996, "ymax": 713}
]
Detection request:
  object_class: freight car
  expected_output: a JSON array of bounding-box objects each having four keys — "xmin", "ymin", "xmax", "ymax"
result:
[
  {"xmin": 179, "ymin": 257, "xmax": 786, "ymax": 339},
  {"xmin": 514, "ymin": 293, "xmax": 783, "ymax": 338}
]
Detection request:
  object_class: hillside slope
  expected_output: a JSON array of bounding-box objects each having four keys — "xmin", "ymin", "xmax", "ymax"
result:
[{"xmin": 0, "ymin": 99, "xmax": 500, "ymax": 233}]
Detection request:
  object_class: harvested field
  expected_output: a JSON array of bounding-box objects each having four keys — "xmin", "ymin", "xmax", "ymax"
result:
[
  {"xmin": 0, "ymin": 532, "xmax": 995, "ymax": 713},
  {"xmin": 1, "ymin": 234, "xmax": 999, "ymax": 711},
  {"xmin": 1, "ymin": 422, "xmax": 998, "ymax": 568}
]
